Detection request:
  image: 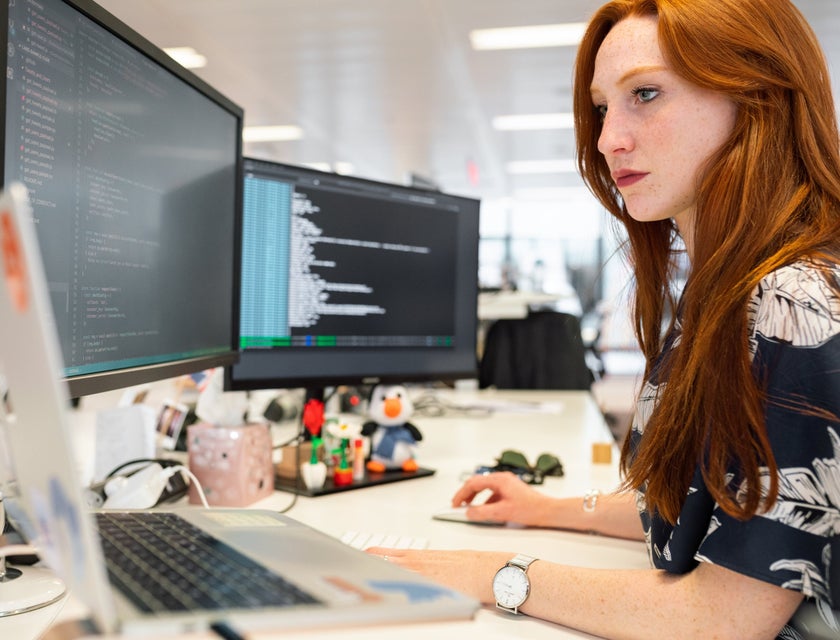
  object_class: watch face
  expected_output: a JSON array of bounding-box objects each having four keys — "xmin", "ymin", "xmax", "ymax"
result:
[{"xmin": 492, "ymin": 565, "xmax": 529, "ymax": 609}]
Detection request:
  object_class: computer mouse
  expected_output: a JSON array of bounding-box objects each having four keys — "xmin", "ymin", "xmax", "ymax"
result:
[{"xmin": 431, "ymin": 505, "xmax": 506, "ymax": 527}]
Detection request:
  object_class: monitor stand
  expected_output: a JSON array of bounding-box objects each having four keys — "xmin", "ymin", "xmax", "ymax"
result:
[
  {"xmin": 1, "ymin": 498, "xmax": 66, "ymax": 622},
  {"xmin": 0, "ymin": 564, "xmax": 66, "ymax": 616},
  {"xmin": 275, "ymin": 386, "xmax": 435, "ymax": 497},
  {"xmin": 0, "ymin": 567, "xmax": 66, "ymax": 640}
]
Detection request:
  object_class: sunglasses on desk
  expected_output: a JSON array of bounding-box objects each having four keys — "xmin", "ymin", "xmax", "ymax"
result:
[{"xmin": 475, "ymin": 450, "xmax": 564, "ymax": 485}]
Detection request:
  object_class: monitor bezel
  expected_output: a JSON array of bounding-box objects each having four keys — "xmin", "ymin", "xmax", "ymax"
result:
[
  {"xmin": 225, "ymin": 158, "xmax": 480, "ymax": 392},
  {"xmin": 0, "ymin": 0, "xmax": 244, "ymax": 397}
]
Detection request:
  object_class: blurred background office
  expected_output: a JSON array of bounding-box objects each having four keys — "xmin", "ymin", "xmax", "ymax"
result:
[{"xmin": 95, "ymin": 0, "xmax": 840, "ymax": 433}]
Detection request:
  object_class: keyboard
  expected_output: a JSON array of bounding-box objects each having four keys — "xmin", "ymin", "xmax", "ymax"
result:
[
  {"xmin": 96, "ymin": 511, "xmax": 321, "ymax": 613},
  {"xmin": 340, "ymin": 530, "xmax": 429, "ymax": 550}
]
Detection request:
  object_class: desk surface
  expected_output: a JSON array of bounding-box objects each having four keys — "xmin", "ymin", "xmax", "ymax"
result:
[
  {"xmin": 478, "ymin": 290, "xmax": 583, "ymax": 320},
  {"xmin": 21, "ymin": 388, "xmax": 648, "ymax": 640}
]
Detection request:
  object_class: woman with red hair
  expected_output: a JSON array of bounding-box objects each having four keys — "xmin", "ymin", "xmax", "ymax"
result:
[{"xmin": 369, "ymin": 1, "xmax": 840, "ymax": 637}]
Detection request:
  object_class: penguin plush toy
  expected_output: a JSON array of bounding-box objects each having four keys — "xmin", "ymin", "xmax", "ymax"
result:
[{"xmin": 362, "ymin": 384, "xmax": 422, "ymax": 473}]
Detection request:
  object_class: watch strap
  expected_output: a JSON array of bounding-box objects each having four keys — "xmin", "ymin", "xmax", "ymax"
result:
[{"xmin": 507, "ymin": 553, "xmax": 537, "ymax": 571}]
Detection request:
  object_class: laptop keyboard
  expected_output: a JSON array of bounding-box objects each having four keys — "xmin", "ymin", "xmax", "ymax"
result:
[{"xmin": 95, "ymin": 511, "xmax": 322, "ymax": 613}]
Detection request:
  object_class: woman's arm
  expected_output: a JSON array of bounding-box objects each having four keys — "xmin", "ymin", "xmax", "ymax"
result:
[
  {"xmin": 453, "ymin": 471, "xmax": 644, "ymax": 540},
  {"xmin": 366, "ymin": 547, "xmax": 803, "ymax": 640}
]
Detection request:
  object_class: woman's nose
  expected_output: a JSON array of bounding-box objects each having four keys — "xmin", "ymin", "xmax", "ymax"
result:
[{"xmin": 597, "ymin": 109, "xmax": 634, "ymax": 156}]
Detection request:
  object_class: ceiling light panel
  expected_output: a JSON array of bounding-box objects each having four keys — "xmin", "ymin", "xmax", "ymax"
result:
[
  {"xmin": 163, "ymin": 46, "xmax": 207, "ymax": 69},
  {"xmin": 242, "ymin": 125, "xmax": 304, "ymax": 142},
  {"xmin": 492, "ymin": 112, "xmax": 574, "ymax": 131},
  {"xmin": 469, "ymin": 23, "xmax": 587, "ymax": 51},
  {"xmin": 506, "ymin": 159, "xmax": 578, "ymax": 174}
]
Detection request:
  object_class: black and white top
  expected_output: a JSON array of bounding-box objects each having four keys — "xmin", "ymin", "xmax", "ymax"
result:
[{"xmin": 629, "ymin": 261, "xmax": 840, "ymax": 638}]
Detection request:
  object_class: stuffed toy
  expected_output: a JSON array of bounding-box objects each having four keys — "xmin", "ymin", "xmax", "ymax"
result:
[{"xmin": 361, "ymin": 384, "xmax": 422, "ymax": 472}]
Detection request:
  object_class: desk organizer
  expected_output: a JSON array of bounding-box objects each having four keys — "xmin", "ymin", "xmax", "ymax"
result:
[
  {"xmin": 274, "ymin": 467, "xmax": 436, "ymax": 496},
  {"xmin": 186, "ymin": 422, "xmax": 274, "ymax": 507}
]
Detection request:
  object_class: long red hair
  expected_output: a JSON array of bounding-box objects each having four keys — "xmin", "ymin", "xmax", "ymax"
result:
[{"xmin": 574, "ymin": 0, "xmax": 840, "ymax": 523}]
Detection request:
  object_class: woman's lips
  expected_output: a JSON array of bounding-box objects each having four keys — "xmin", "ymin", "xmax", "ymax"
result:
[{"xmin": 614, "ymin": 172, "xmax": 647, "ymax": 188}]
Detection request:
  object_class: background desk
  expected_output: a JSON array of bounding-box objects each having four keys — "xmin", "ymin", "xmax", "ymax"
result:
[
  {"xmin": 39, "ymin": 388, "xmax": 649, "ymax": 640},
  {"xmin": 478, "ymin": 290, "xmax": 582, "ymax": 320}
]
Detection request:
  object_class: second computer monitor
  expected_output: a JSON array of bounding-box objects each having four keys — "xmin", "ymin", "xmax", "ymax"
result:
[
  {"xmin": 226, "ymin": 158, "xmax": 480, "ymax": 392},
  {"xmin": 1, "ymin": 0, "xmax": 243, "ymax": 398}
]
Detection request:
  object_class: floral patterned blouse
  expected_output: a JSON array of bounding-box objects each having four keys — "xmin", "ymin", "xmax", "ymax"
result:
[{"xmin": 628, "ymin": 261, "xmax": 840, "ymax": 638}]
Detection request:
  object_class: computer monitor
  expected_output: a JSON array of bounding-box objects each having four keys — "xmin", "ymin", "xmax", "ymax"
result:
[
  {"xmin": 225, "ymin": 158, "xmax": 480, "ymax": 395},
  {"xmin": 0, "ymin": 0, "xmax": 244, "ymax": 398}
]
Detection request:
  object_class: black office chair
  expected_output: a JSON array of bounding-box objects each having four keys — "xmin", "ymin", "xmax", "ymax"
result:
[{"xmin": 478, "ymin": 310, "xmax": 594, "ymax": 390}]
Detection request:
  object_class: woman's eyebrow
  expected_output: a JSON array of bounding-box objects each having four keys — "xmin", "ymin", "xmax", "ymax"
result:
[{"xmin": 590, "ymin": 64, "xmax": 668, "ymax": 98}]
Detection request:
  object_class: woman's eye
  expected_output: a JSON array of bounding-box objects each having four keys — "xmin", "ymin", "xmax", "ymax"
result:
[
  {"xmin": 595, "ymin": 104, "xmax": 608, "ymax": 119},
  {"xmin": 632, "ymin": 87, "xmax": 659, "ymax": 103}
]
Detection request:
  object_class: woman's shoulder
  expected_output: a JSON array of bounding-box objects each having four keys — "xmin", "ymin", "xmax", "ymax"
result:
[
  {"xmin": 763, "ymin": 257, "xmax": 839, "ymax": 277},
  {"xmin": 748, "ymin": 259, "xmax": 840, "ymax": 350},
  {"xmin": 754, "ymin": 259, "xmax": 840, "ymax": 305}
]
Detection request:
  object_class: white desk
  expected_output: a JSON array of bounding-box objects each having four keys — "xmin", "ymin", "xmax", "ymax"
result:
[
  {"xmin": 478, "ymin": 290, "xmax": 583, "ymax": 320},
  {"xmin": 30, "ymin": 389, "xmax": 648, "ymax": 640}
]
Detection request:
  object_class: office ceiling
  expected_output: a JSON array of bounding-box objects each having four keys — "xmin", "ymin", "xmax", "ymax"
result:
[{"xmin": 96, "ymin": 0, "xmax": 840, "ymax": 206}]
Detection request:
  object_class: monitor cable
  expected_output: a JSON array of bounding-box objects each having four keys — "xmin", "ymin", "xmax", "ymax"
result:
[{"xmin": 271, "ymin": 387, "xmax": 338, "ymax": 514}]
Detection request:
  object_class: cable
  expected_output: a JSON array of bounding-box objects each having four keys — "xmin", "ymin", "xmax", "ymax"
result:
[
  {"xmin": 276, "ymin": 430, "xmax": 302, "ymax": 514},
  {"xmin": 103, "ymin": 457, "xmax": 182, "ymax": 479},
  {"xmin": 274, "ymin": 410, "xmax": 316, "ymax": 514},
  {"xmin": 411, "ymin": 392, "xmax": 494, "ymax": 418},
  {"xmin": 210, "ymin": 621, "xmax": 245, "ymax": 640},
  {"xmin": 161, "ymin": 464, "xmax": 210, "ymax": 509}
]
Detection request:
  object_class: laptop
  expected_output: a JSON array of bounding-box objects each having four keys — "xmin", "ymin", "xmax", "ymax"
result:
[{"xmin": 0, "ymin": 183, "xmax": 479, "ymax": 635}]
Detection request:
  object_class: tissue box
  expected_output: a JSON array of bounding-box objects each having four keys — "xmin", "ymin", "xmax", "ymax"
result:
[{"xmin": 186, "ymin": 422, "xmax": 274, "ymax": 506}]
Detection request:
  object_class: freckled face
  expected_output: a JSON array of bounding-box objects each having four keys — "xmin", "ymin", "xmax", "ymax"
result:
[{"xmin": 590, "ymin": 16, "xmax": 737, "ymax": 237}]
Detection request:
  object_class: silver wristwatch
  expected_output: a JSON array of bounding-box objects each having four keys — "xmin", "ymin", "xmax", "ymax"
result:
[{"xmin": 492, "ymin": 553, "xmax": 537, "ymax": 614}]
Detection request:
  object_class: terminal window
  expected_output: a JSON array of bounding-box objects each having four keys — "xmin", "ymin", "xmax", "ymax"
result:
[{"xmin": 240, "ymin": 173, "xmax": 459, "ymax": 350}]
